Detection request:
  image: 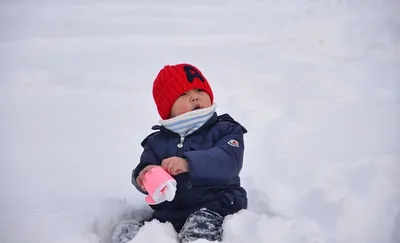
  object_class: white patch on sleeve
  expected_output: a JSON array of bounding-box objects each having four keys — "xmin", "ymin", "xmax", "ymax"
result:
[{"xmin": 227, "ymin": 139, "xmax": 239, "ymax": 147}]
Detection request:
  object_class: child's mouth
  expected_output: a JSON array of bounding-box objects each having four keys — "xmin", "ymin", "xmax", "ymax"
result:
[{"xmin": 193, "ymin": 105, "xmax": 201, "ymax": 111}]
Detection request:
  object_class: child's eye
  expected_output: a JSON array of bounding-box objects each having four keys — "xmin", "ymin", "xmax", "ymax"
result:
[
  {"xmin": 196, "ymin": 89, "xmax": 204, "ymax": 92},
  {"xmin": 180, "ymin": 92, "xmax": 187, "ymax": 97}
]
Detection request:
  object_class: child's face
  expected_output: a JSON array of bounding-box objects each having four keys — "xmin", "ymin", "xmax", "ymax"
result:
[{"xmin": 170, "ymin": 89, "xmax": 212, "ymax": 118}]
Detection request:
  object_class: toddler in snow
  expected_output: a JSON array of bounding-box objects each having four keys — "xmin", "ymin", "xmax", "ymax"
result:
[{"xmin": 112, "ymin": 63, "xmax": 248, "ymax": 243}]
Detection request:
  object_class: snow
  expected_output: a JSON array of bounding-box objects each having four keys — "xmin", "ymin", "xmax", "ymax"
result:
[{"xmin": 1, "ymin": 0, "xmax": 399, "ymax": 243}]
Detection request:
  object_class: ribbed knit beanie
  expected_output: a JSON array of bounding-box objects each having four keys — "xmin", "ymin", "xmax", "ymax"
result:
[{"xmin": 152, "ymin": 63, "xmax": 214, "ymax": 119}]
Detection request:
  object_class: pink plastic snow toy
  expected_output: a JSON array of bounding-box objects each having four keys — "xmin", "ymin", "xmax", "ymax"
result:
[{"xmin": 143, "ymin": 166, "xmax": 177, "ymax": 205}]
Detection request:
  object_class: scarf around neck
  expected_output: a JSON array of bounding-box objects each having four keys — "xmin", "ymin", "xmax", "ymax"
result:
[{"xmin": 159, "ymin": 103, "xmax": 217, "ymax": 137}]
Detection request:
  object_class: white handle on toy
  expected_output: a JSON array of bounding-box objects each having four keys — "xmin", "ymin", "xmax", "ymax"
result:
[
  {"xmin": 164, "ymin": 181, "xmax": 176, "ymax": 202},
  {"xmin": 152, "ymin": 179, "xmax": 177, "ymax": 203}
]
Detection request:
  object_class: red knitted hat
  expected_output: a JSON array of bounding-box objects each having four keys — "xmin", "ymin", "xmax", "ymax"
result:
[{"xmin": 152, "ymin": 63, "xmax": 214, "ymax": 119}]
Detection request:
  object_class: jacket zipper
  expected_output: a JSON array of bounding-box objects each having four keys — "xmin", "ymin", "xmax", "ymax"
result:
[{"xmin": 177, "ymin": 136, "xmax": 185, "ymax": 148}]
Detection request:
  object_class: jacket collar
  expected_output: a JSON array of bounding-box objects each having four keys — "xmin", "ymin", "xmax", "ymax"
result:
[{"xmin": 152, "ymin": 112, "xmax": 218, "ymax": 136}]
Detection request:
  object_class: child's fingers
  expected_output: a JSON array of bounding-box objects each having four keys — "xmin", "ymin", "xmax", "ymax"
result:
[
  {"xmin": 140, "ymin": 184, "xmax": 147, "ymax": 192},
  {"xmin": 161, "ymin": 158, "xmax": 170, "ymax": 169},
  {"xmin": 136, "ymin": 176, "xmax": 146, "ymax": 191},
  {"xmin": 162, "ymin": 158, "xmax": 174, "ymax": 174},
  {"xmin": 138, "ymin": 171, "xmax": 146, "ymax": 183},
  {"xmin": 171, "ymin": 169, "xmax": 181, "ymax": 176},
  {"xmin": 169, "ymin": 164, "xmax": 176, "ymax": 175},
  {"xmin": 139, "ymin": 165, "xmax": 155, "ymax": 180},
  {"xmin": 145, "ymin": 165, "xmax": 156, "ymax": 174},
  {"xmin": 142, "ymin": 165, "xmax": 152, "ymax": 174},
  {"xmin": 171, "ymin": 163, "xmax": 180, "ymax": 175},
  {"xmin": 168, "ymin": 162, "xmax": 176, "ymax": 174},
  {"xmin": 171, "ymin": 162, "xmax": 185, "ymax": 175}
]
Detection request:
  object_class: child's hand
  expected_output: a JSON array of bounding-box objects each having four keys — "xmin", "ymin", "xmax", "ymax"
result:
[
  {"xmin": 136, "ymin": 165, "xmax": 158, "ymax": 192},
  {"xmin": 162, "ymin": 156, "xmax": 189, "ymax": 176}
]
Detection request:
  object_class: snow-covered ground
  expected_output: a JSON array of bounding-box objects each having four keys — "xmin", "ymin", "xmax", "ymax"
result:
[{"xmin": 1, "ymin": 1, "xmax": 399, "ymax": 243}]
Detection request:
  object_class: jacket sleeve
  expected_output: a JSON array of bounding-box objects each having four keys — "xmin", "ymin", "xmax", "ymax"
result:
[
  {"xmin": 131, "ymin": 139, "xmax": 160, "ymax": 194},
  {"xmin": 183, "ymin": 122, "xmax": 245, "ymax": 181}
]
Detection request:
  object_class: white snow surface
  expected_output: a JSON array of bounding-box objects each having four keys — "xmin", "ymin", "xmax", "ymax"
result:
[{"xmin": 1, "ymin": 1, "xmax": 399, "ymax": 243}]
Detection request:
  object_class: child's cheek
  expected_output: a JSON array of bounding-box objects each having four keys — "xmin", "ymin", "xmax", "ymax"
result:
[{"xmin": 177, "ymin": 103, "xmax": 190, "ymax": 114}]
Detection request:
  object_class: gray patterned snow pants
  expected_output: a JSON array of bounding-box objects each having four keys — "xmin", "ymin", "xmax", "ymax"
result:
[{"xmin": 111, "ymin": 208, "xmax": 223, "ymax": 243}]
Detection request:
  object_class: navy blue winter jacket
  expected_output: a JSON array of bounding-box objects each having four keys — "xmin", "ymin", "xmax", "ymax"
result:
[{"xmin": 132, "ymin": 113, "xmax": 248, "ymax": 229}]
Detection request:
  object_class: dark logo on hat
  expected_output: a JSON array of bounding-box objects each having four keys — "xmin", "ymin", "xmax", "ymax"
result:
[{"xmin": 184, "ymin": 65, "xmax": 205, "ymax": 83}]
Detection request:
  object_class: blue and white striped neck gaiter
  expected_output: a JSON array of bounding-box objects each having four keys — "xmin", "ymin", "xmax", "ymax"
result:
[{"xmin": 159, "ymin": 103, "xmax": 217, "ymax": 137}]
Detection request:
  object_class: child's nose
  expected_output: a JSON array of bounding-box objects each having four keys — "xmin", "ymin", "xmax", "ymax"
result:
[{"xmin": 190, "ymin": 94, "xmax": 200, "ymax": 102}]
